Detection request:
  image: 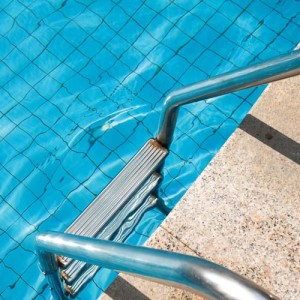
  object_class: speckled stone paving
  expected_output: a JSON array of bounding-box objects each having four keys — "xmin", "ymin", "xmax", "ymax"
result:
[{"xmin": 102, "ymin": 75, "xmax": 300, "ymax": 300}]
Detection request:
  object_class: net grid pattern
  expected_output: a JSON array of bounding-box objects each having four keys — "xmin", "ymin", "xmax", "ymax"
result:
[{"xmin": 0, "ymin": 0, "xmax": 299, "ymax": 298}]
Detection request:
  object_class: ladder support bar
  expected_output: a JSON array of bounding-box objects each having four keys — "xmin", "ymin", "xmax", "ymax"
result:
[
  {"xmin": 157, "ymin": 50, "xmax": 300, "ymax": 147},
  {"xmin": 36, "ymin": 232, "xmax": 278, "ymax": 300}
]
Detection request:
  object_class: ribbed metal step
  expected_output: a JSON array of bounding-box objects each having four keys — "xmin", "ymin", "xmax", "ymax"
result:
[
  {"xmin": 57, "ymin": 139, "xmax": 167, "ymax": 295},
  {"xmin": 58, "ymin": 139, "xmax": 167, "ymax": 267},
  {"xmin": 61, "ymin": 174, "xmax": 161, "ymax": 284},
  {"xmin": 66, "ymin": 195, "xmax": 158, "ymax": 296}
]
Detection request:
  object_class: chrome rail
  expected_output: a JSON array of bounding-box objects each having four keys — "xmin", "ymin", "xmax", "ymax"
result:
[
  {"xmin": 36, "ymin": 232, "xmax": 278, "ymax": 300},
  {"xmin": 157, "ymin": 49, "xmax": 300, "ymax": 147}
]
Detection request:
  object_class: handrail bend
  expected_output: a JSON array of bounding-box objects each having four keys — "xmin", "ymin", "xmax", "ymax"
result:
[
  {"xmin": 157, "ymin": 49, "xmax": 300, "ymax": 147},
  {"xmin": 36, "ymin": 232, "xmax": 278, "ymax": 300}
]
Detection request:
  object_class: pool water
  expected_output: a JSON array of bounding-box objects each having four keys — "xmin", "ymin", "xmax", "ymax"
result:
[{"xmin": 0, "ymin": 0, "xmax": 299, "ymax": 299}]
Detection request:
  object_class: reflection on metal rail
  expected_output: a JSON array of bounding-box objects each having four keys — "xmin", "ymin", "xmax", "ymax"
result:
[
  {"xmin": 157, "ymin": 49, "xmax": 300, "ymax": 147},
  {"xmin": 36, "ymin": 232, "xmax": 278, "ymax": 300}
]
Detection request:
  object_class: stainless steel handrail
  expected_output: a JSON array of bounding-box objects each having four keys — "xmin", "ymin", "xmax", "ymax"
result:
[
  {"xmin": 36, "ymin": 232, "xmax": 278, "ymax": 300},
  {"xmin": 157, "ymin": 49, "xmax": 300, "ymax": 147}
]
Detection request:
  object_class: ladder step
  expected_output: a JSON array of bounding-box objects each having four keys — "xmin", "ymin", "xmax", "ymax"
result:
[
  {"xmin": 61, "ymin": 173, "xmax": 161, "ymax": 282},
  {"xmin": 66, "ymin": 139, "xmax": 166, "ymax": 235},
  {"xmin": 66, "ymin": 195, "xmax": 158, "ymax": 296},
  {"xmin": 58, "ymin": 139, "xmax": 167, "ymax": 267}
]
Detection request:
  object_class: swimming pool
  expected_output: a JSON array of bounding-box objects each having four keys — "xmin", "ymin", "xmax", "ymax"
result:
[{"xmin": 0, "ymin": 0, "xmax": 299, "ymax": 299}]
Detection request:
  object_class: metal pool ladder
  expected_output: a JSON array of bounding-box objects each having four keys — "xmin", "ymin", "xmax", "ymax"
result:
[
  {"xmin": 36, "ymin": 50, "xmax": 300, "ymax": 299},
  {"xmin": 59, "ymin": 140, "xmax": 167, "ymax": 295}
]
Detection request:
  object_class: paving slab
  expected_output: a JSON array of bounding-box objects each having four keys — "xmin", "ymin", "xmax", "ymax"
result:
[{"xmin": 101, "ymin": 75, "xmax": 300, "ymax": 300}]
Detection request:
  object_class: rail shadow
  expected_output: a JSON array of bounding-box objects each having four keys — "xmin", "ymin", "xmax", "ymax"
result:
[
  {"xmin": 240, "ymin": 114, "xmax": 300, "ymax": 164},
  {"xmin": 104, "ymin": 276, "xmax": 150, "ymax": 300}
]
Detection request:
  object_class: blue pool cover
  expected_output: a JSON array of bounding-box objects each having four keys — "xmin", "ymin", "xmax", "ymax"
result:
[{"xmin": 0, "ymin": 0, "xmax": 299, "ymax": 299}]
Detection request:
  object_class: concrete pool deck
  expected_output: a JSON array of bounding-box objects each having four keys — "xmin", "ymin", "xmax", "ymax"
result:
[{"xmin": 102, "ymin": 75, "xmax": 300, "ymax": 300}]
